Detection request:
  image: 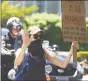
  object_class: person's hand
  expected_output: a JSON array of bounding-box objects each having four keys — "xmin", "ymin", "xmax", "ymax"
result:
[
  {"xmin": 71, "ymin": 41, "xmax": 79, "ymax": 49},
  {"xmin": 8, "ymin": 68, "xmax": 16, "ymax": 80},
  {"xmin": 69, "ymin": 41, "xmax": 79, "ymax": 56},
  {"xmin": 42, "ymin": 40, "xmax": 49, "ymax": 48},
  {"xmin": 22, "ymin": 30, "xmax": 32, "ymax": 48}
]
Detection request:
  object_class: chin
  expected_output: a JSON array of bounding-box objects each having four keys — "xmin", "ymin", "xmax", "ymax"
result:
[{"xmin": 14, "ymin": 33, "xmax": 18, "ymax": 36}]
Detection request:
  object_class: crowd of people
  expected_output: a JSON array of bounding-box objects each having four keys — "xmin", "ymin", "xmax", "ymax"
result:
[{"xmin": 1, "ymin": 17, "xmax": 80, "ymax": 81}]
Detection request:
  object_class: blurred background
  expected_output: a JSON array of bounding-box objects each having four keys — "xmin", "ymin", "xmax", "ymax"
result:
[
  {"xmin": 1, "ymin": 1, "xmax": 88, "ymax": 80},
  {"xmin": 1, "ymin": 1, "xmax": 88, "ymax": 50}
]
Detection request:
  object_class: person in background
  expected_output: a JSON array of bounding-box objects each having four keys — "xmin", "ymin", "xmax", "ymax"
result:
[
  {"xmin": 9, "ymin": 26, "xmax": 79, "ymax": 81},
  {"xmin": 1, "ymin": 17, "xmax": 23, "ymax": 81}
]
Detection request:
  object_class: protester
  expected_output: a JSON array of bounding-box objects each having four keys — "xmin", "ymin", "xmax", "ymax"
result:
[{"xmin": 9, "ymin": 26, "xmax": 79, "ymax": 81}]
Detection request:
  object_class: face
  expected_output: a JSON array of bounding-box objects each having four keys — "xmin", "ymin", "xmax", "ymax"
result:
[
  {"xmin": 33, "ymin": 32, "xmax": 41, "ymax": 39},
  {"xmin": 11, "ymin": 27, "xmax": 20, "ymax": 37},
  {"xmin": 37, "ymin": 32, "xmax": 41, "ymax": 35}
]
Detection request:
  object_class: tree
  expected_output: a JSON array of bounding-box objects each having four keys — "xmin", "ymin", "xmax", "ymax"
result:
[{"xmin": 1, "ymin": 1, "xmax": 39, "ymax": 28}]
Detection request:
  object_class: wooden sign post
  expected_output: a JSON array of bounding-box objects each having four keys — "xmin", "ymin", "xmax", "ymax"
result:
[{"xmin": 61, "ymin": 1, "xmax": 88, "ymax": 68}]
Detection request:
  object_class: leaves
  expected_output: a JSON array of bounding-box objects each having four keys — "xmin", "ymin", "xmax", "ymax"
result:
[
  {"xmin": 1, "ymin": 1, "xmax": 39, "ymax": 27},
  {"xmin": 24, "ymin": 13, "xmax": 88, "ymax": 50},
  {"xmin": 24, "ymin": 12, "xmax": 62, "ymax": 30}
]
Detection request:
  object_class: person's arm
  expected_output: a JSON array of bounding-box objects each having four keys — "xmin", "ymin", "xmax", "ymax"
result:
[
  {"xmin": 14, "ymin": 31, "xmax": 32, "ymax": 69},
  {"xmin": 14, "ymin": 45, "xmax": 27, "ymax": 68},
  {"xmin": 43, "ymin": 41, "xmax": 78, "ymax": 69}
]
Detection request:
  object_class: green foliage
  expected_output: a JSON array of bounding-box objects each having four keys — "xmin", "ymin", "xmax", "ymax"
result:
[
  {"xmin": 24, "ymin": 13, "xmax": 62, "ymax": 38},
  {"xmin": 24, "ymin": 12, "xmax": 70, "ymax": 50},
  {"xmin": 1, "ymin": 1, "xmax": 39, "ymax": 27},
  {"xmin": 24, "ymin": 12, "xmax": 88, "ymax": 50},
  {"xmin": 79, "ymin": 18, "xmax": 88, "ymax": 51},
  {"xmin": 24, "ymin": 12, "xmax": 62, "ymax": 29}
]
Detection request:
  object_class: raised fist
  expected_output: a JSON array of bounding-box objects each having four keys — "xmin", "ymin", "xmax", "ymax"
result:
[{"xmin": 71, "ymin": 41, "xmax": 79, "ymax": 49}]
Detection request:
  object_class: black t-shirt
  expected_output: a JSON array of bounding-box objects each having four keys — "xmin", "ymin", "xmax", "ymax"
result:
[
  {"xmin": 28, "ymin": 39, "xmax": 44, "ymax": 57},
  {"xmin": 27, "ymin": 39, "xmax": 46, "ymax": 81}
]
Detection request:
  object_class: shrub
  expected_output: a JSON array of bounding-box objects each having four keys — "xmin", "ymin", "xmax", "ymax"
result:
[
  {"xmin": 1, "ymin": 1, "xmax": 39, "ymax": 28},
  {"xmin": 24, "ymin": 12, "xmax": 63, "ymax": 46}
]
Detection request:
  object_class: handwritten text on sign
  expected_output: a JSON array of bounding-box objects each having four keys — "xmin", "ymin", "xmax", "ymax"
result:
[{"xmin": 62, "ymin": 1, "xmax": 87, "ymax": 43}]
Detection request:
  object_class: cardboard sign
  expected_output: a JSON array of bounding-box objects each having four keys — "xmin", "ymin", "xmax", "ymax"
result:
[
  {"xmin": 61, "ymin": 1, "xmax": 88, "ymax": 43},
  {"xmin": 61, "ymin": 1, "xmax": 88, "ymax": 68}
]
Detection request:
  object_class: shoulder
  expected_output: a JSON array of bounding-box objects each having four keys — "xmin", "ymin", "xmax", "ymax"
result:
[
  {"xmin": 1, "ymin": 28, "xmax": 9, "ymax": 36},
  {"xmin": 1, "ymin": 28, "xmax": 9, "ymax": 41}
]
